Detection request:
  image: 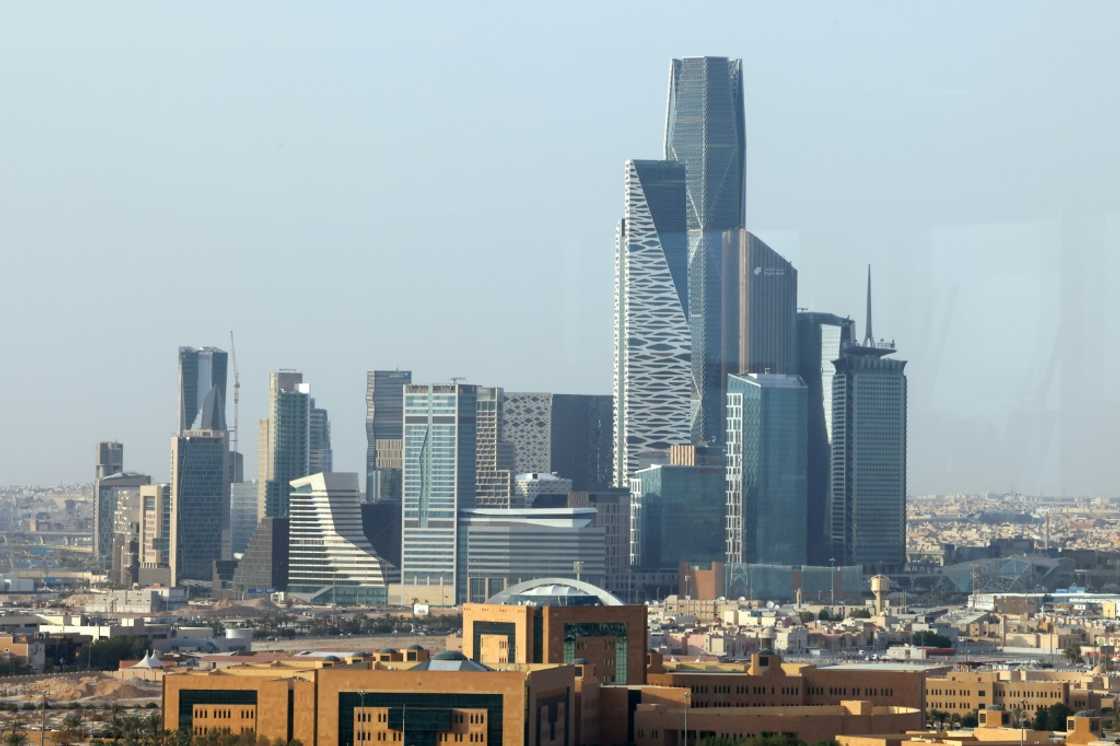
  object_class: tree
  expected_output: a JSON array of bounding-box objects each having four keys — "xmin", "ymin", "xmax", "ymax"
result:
[
  {"xmin": 798, "ymin": 612, "xmax": 814, "ymax": 624},
  {"xmin": 1045, "ymin": 703, "xmax": 1072, "ymax": 732},
  {"xmin": 912, "ymin": 631, "xmax": 953, "ymax": 649},
  {"xmin": 3, "ymin": 727, "xmax": 26, "ymax": 746},
  {"xmin": 1032, "ymin": 706, "xmax": 1048, "ymax": 731},
  {"xmin": 1063, "ymin": 643, "xmax": 1083, "ymax": 664},
  {"xmin": 961, "ymin": 712, "xmax": 979, "ymax": 728},
  {"xmin": 817, "ymin": 609, "xmax": 832, "ymax": 621}
]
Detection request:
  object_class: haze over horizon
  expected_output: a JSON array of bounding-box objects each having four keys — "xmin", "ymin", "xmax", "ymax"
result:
[{"xmin": 2, "ymin": 2, "xmax": 1118, "ymax": 496}]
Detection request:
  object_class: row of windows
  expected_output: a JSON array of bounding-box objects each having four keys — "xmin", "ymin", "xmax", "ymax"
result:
[{"xmin": 194, "ymin": 708, "xmax": 253, "ymax": 720}]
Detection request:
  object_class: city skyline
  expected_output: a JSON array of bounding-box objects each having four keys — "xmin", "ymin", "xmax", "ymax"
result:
[{"xmin": 3, "ymin": 3, "xmax": 1119, "ymax": 496}]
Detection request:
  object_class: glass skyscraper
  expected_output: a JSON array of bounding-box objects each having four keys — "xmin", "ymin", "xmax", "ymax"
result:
[
  {"xmin": 725, "ymin": 373, "xmax": 808, "ymax": 566},
  {"xmin": 796, "ymin": 311, "xmax": 855, "ymax": 564},
  {"xmin": 665, "ymin": 56, "xmax": 747, "ymax": 444},
  {"xmin": 613, "ymin": 159, "xmax": 692, "ymax": 487},
  {"xmin": 400, "ymin": 383, "xmax": 477, "ymax": 598},
  {"xmin": 177, "ymin": 346, "xmax": 228, "ymax": 432},
  {"xmin": 629, "ymin": 464, "xmax": 724, "ymax": 571},
  {"xmin": 257, "ymin": 370, "xmax": 311, "ymax": 519},
  {"xmin": 309, "ymin": 399, "xmax": 333, "ymax": 474},
  {"xmin": 365, "ymin": 369, "xmax": 411, "ymax": 500},
  {"xmin": 170, "ymin": 430, "xmax": 228, "ymax": 584}
]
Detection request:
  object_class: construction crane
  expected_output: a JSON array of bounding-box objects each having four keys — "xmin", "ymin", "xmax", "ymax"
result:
[{"xmin": 229, "ymin": 330, "xmax": 241, "ymax": 455}]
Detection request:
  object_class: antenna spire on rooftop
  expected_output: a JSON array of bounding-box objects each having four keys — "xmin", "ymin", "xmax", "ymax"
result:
[{"xmin": 863, "ymin": 264, "xmax": 874, "ymax": 346}]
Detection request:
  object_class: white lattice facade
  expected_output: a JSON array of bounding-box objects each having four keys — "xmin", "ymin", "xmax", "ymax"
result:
[
  {"xmin": 501, "ymin": 392, "xmax": 552, "ymax": 475},
  {"xmin": 613, "ymin": 159, "xmax": 693, "ymax": 487}
]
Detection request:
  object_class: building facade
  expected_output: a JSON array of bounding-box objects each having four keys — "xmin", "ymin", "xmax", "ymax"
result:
[
  {"xmin": 613, "ymin": 159, "xmax": 692, "ymax": 487},
  {"xmin": 726, "ymin": 373, "xmax": 808, "ymax": 566},
  {"xmin": 629, "ymin": 464, "xmax": 724, "ymax": 572},
  {"xmin": 828, "ymin": 272, "xmax": 908, "ymax": 570},
  {"xmin": 257, "ymin": 370, "xmax": 310, "ymax": 519},
  {"xmin": 568, "ymin": 489, "xmax": 631, "ymax": 599},
  {"xmin": 138, "ymin": 483, "xmax": 171, "ymax": 585},
  {"xmin": 229, "ymin": 480, "xmax": 258, "ymax": 555},
  {"xmin": 400, "ymin": 383, "xmax": 477, "ymax": 598},
  {"xmin": 287, "ymin": 472, "xmax": 397, "ymax": 605},
  {"xmin": 365, "ymin": 369, "xmax": 411, "ymax": 500},
  {"xmin": 232, "ymin": 517, "xmax": 289, "ymax": 594},
  {"xmin": 96, "ymin": 441, "xmax": 123, "ymax": 480},
  {"xmin": 475, "ymin": 386, "xmax": 514, "ymax": 507},
  {"xmin": 177, "ymin": 346, "xmax": 228, "ymax": 432},
  {"xmin": 308, "ymin": 400, "xmax": 333, "ymax": 474},
  {"xmin": 456, "ymin": 507, "xmax": 606, "ymax": 602},
  {"xmin": 170, "ymin": 430, "xmax": 228, "ymax": 585},
  {"xmin": 796, "ymin": 312, "xmax": 855, "ymax": 564},
  {"xmin": 502, "ymin": 393, "xmax": 613, "ymax": 491},
  {"xmin": 94, "ymin": 470, "xmax": 150, "ymax": 569},
  {"xmin": 665, "ymin": 56, "xmax": 747, "ymax": 445}
]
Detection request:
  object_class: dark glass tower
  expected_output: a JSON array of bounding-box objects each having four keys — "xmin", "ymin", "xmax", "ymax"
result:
[
  {"xmin": 365, "ymin": 369, "xmax": 411, "ymax": 500},
  {"xmin": 828, "ymin": 269, "xmax": 908, "ymax": 570},
  {"xmin": 177, "ymin": 347, "xmax": 228, "ymax": 432},
  {"xmin": 796, "ymin": 312, "xmax": 855, "ymax": 564},
  {"xmin": 665, "ymin": 57, "xmax": 746, "ymax": 444}
]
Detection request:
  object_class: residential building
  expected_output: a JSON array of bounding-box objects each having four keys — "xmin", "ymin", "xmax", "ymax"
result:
[
  {"xmin": 287, "ymin": 472, "xmax": 398, "ymax": 605},
  {"xmin": 456, "ymin": 507, "xmax": 606, "ymax": 601},
  {"xmin": 399, "ymin": 383, "xmax": 477, "ymax": 600},
  {"xmin": 308, "ymin": 400, "xmax": 333, "ymax": 473},
  {"xmin": 629, "ymin": 464, "xmax": 724, "ymax": 571},
  {"xmin": 462, "ymin": 578, "xmax": 648, "ymax": 684},
  {"xmin": 365, "ymin": 369, "xmax": 411, "ymax": 500},
  {"xmin": 94, "ymin": 470, "xmax": 150, "ymax": 569},
  {"xmin": 797, "ymin": 311, "xmax": 855, "ymax": 564},
  {"xmin": 726, "ymin": 373, "xmax": 808, "ymax": 566},
  {"xmin": 229, "ymin": 480, "xmax": 258, "ymax": 555},
  {"xmin": 231, "ymin": 518, "xmax": 289, "ymax": 594},
  {"xmin": 829, "ymin": 269, "xmax": 908, "ymax": 570},
  {"xmin": 475, "ymin": 386, "xmax": 514, "ymax": 507},
  {"xmin": 613, "ymin": 159, "xmax": 692, "ymax": 486},
  {"xmin": 665, "ymin": 56, "xmax": 746, "ymax": 445},
  {"xmin": 170, "ymin": 431, "xmax": 228, "ymax": 585},
  {"xmin": 177, "ymin": 346, "xmax": 228, "ymax": 432},
  {"xmin": 502, "ymin": 392, "xmax": 613, "ymax": 491},
  {"xmin": 138, "ymin": 483, "xmax": 171, "ymax": 585},
  {"xmin": 257, "ymin": 370, "xmax": 310, "ymax": 519}
]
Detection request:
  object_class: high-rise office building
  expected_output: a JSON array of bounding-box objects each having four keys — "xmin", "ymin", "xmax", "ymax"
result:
[
  {"xmin": 229, "ymin": 480, "xmax": 258, "ymax": 555},
  {"xmin": 796, "ymin": 312, "xmax": 855, "ymax": 564},
  {"xmin": 568, "ymin": 489, "xmax": 632, "ymax": 598},
  {"xmin": 287, "ymin": 472, "xmax": 398, "ymax": 605},
  {"xmin": 96, "ymin": 441, "xmax": 123, "ymax": 480},
  {"xmin": 828, "ymin": 270, "xmax": 908, "ymax": 570},
  {"xmin": 502, "ymin": 393, "xmax": 613, "ymax": 491},
  {"xmin": 110, "ymin": 488, "xmax": 142, "ymax": 585},
  {"xmin": 726, "ymin": 373, "xmax": 808, "ymax": 566},
  {"xmin": 399, "ymin": 383, "xmax": 477, "ymax": 600},
  {"xmin": 365, "ymin": 369, "xmax": 411, "ymax": 500},
  {"xmin": 94, "ymin": 469, "xmax": 149, "ymax": 569},
  {"xmin": 170, "ymin": 430, "xmax": 228, "ymax": 585},
  {"xmin": 721, "ymin": 229, "xmax": 798, "ymax": 377},
  {"xmin": 257, "ymin": 371, "xmax": 310, "ymax": 519},
  {"xmin": 475, "ymin": 387, "xmax": 513, "ymax": 507},
  {"xmin": 613, "ymin": 159, "xmax": 692, "ymax": 487},
  {"xmin": 177, "ymin": 347, "xmax": 228, "ymax": 432},
  {"xmin": 309, "ymin": 400, "xmax": 333, "ymax": 474},
  {"xmin": 232, "ymin": 517, "xmax": 289, "ymax": 594},
  {"xmin": 665, "ymin": 56, "xmax": 747, "ymax": 444},
  {"xmin": 629, "ymin": 464, "xmax": 724, "ymax": 571},
  {"xmin": 138, "ymin": 483, "xmax": 171, "ymax": 585}
]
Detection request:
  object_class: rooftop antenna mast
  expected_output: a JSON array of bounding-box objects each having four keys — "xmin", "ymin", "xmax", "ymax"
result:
[
  {"xmin": 229, "ymin": 330, "xmax": 240, "ymax": 454},
  {"xmin": 863, "ymin": 264, "xmax": 874, "ymax": 346}
]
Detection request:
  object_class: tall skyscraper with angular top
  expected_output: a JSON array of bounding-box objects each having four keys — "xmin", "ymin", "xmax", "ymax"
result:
[
  {"xmin": 613, "ymin": 159, "xmax": 692, "ymax": 487},
  {"xmin": 665, "ymin": 56, "xmax": 747, "ymax": 444},
  {"xmin": 177, "ymin": 346, "xmax": 228, "ymax": 433}
]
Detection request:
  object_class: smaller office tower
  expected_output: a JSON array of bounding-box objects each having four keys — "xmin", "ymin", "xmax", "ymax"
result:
[
  {"xmin": 170, "ymin": 430, "xmax": 228, "ymax": 585},
  {"xmin": 829, "ymin": 268, "xmax": 908, "ymax": 570},
  {"xmin": 613, "ymin": 159, "xmax": 692, "ymax": 487},
  {"xmin": 94, "ymin": 469, "xmax": 150, "ymax": 569},
  {"xmin": 456, "ymin": 507, "xmax": 607, "ymax": 602},
  {"xmin": 502, "ymin": 393, "xmax": 613, "ymax": 491},
  {"xmin": 257, "ymin": 371, "xmax": 311, "ymax": 519},
  {"xmin": 726, "ymin": 373, "xmax": 808, "ymax": 566},
  {"xmin": 721, "ymin": 228, "xmax": 798, "ymax": 378},
  {"xmin": 308, "ymin": 400, "xmax": 333, "ymax": 473},
  {"xmin": 475, "ymin": 387, "xmax": 514, "ymax": 507},
  {"xmin": 796, "ymin": 312, "xmax": 855, "ymax": 564},
  {"xmin": 177, "ymin": 346, "xmax": 228, "ymax": 432},
  {"xmin": 110, "ymin": 489, "xmax": 142, "ymax": 586},
  {"xmin": 568, "ymin": 489, "xmax": 632, "ymax": 599},
  {"xmin": 629, "ymin": 464, "xmax": 724, "ymax": 571},
  {"xmin": 400, "ymin": 383, "xmax": 477, "ymax": 602},
  {"xmin": 287, "ymin": 472, "xmax": 398, "ymax": 605},
  {"xmin": 96, "ymin": 441, "xmax": 123, "ymax": 480},
  {"xmin": 365, "ymin": 369, "xmax": 411, "ymax": 500},
  {"xmin": 138, "ymin": 483, "xmax": 171, "ymax": 586},
  {"xmin": 229, "ymin": 481, "xmax": 258, "ymax": 555}
]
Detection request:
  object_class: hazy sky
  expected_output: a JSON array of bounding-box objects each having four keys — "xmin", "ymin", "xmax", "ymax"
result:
[{"xmin": 2, "ymin": 2, "xmax": 1118, "ymax": 496}]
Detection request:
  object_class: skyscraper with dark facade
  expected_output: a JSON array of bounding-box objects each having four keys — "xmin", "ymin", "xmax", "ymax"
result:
[
  {"xmin": 308, "ymin": 399, "xmax": 333, "ymax": 474},
  {"xmin": 796, "ymin": 312, "xmax": 855, "ymax": 564},
  {"xmin": 177, "ymin": 346, "xmax": 228, "ymax": 432},
  {"xmin": 721, "ymin": 229, "xmax": 799, "ymax": 377},
  {"xmin": 257, "ymin": 371, "xmax": 310, "ymax": 519},
  {"xmin": 502, "ymin": 392, "xmax": 613, "ymax": 491},
  {"xmin": 613, "ymin": 159, "xmax": 692, "ymax": 486},
  {"xmin": 365, "ymin": 369, "xmax": 411, "ymax": 500},
  {"xmin": 629, "ymin": 464, "xmax": 724, "ymax": 571},
  {"xmin": 828, "ymin": 270, "xmax": 908, "ymax": 570},
  {"xmin": 400, "ymin": 383, "xmax": 477, "ymax": 600},
  {"xmin": 665, "ymin": 56, "xmax": 747, "ymax": 445},
  {"xmin": 170, "ymin": 430, "xmax": 228, "ymax": 584},
  {"xmin": 96, "ymin": 441, "xmax": 123, "ymax": 480},
  {"xmin": 725, "ymin": 373, "xmax": 808, "ymax": 566}
]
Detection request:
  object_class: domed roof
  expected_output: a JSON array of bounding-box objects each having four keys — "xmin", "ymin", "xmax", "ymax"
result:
[
  {"xmin": 486, "ymin": 578, "xmax": 623, "ymax": 607},
  {"xmin": 433, "ymin": 650, "xmax": 466, "ymax": 661}
]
